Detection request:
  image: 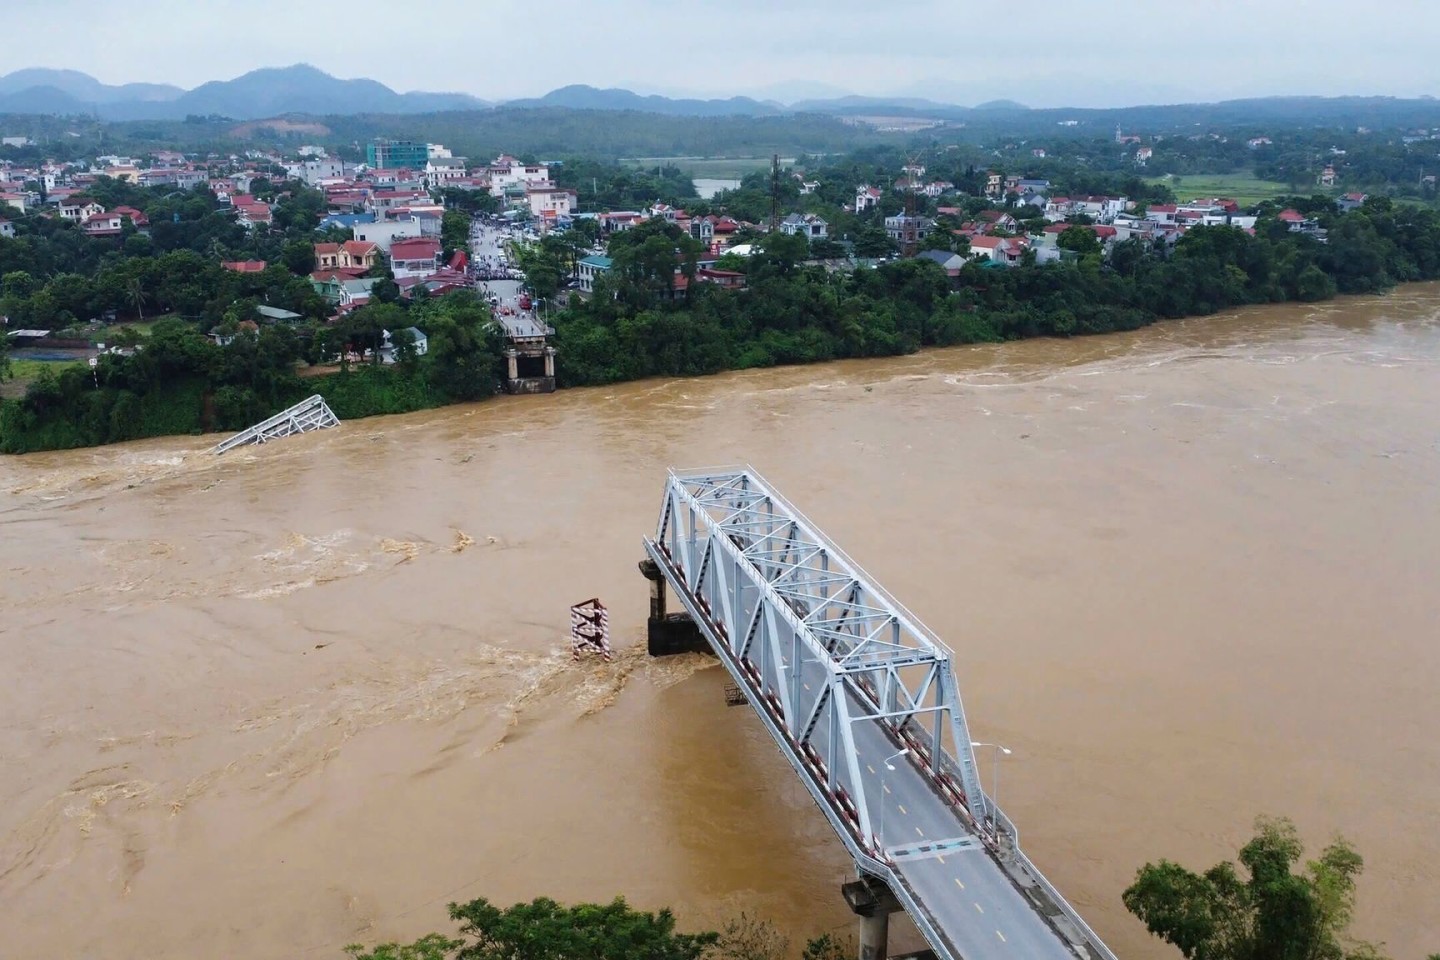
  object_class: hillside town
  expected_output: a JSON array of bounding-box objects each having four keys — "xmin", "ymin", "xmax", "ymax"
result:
[
  {"xmin": 0, "ymin": 126, "xmax": 1390, "ymax": 426},
  {"xmin": 1, "ymin": 136, "xmax": 1345, "ymax": 325}
]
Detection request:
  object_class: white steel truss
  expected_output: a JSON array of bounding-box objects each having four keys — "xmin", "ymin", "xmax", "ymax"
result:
[
  {"xmin": 212, "ymin": 395, "xmax": 340, "ymax": 455},
  {"xmin": 645, "ymin": 467, "xmax": 993, "ymax": 849}
]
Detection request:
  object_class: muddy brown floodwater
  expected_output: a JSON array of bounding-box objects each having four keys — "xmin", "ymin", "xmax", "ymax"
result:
[{"xmin": 3, "ymin": 286, "xmax": 1439, "ymax": 959}]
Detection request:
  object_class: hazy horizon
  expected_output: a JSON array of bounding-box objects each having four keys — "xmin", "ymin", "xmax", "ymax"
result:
[{"xmin": 6, "ymin": 0, "xmax": 1440, "ymax": 109}]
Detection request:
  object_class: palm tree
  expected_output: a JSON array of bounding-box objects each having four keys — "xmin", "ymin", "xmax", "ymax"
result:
[{"xmin": 127, "ymin": 277, "xmax": 147, "ymax": 322}]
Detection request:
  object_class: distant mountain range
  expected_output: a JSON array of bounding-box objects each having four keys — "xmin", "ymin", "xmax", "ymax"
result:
[
  {"xmin": 0, "ymin": 65, "xmax": 492, "ymax": 120},
  {"xmin": 2, "ymin": 65, "xmax": 1439, "ymax": 133},
  {"xmin": 0, "ymin": 64, "xmax": 1024, "ymax": 121}
]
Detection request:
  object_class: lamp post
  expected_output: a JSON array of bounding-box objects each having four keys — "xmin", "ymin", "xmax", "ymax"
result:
[
  {"xmin": 877, "ymin": 747, "xmax": 909, "ymax": 855},
  {"xmin": 970, "ymin": 741, "xmax": 1012, "ymax": 839}
]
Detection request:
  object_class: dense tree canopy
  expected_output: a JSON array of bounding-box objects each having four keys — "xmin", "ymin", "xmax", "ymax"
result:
[{"xmin": 1123, "ymin": 817, "xmax": 1384, "ymax": 960}]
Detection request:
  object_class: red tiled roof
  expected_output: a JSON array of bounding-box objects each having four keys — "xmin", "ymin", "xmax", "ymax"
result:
[{"xmin": 222, "ymin": 260, "xmax": 269, "ymax": 273}]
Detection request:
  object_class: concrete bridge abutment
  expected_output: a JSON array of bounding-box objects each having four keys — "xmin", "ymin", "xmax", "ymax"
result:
[
  {"xmin": 843, "ymin": 876, "xmax": 904, "ymax": 960},
  {"xmin": 638, "ymin": 558, "xmax": 709, "ymax": 657}
]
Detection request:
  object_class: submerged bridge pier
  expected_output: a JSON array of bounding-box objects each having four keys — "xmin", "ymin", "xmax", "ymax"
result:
[{"xmin": 640, "ymin": 467, "xmax": 1117, "ymax": 960}]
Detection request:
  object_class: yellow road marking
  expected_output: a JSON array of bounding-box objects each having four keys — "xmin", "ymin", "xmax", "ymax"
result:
[
  {"xmin": 996, "ymin": 930, "xmax": 1006, "ymax": 943},
  {"xmin": 974, "ymin": 902, "xmax": 984, "ymax": 914},
  {"xmin": 897, "ymin": 804, "xmax": 907, "ymax": 814},
  {"xmin": 954, "ymin": 878, "xmax": 965, "ymax": 890}
]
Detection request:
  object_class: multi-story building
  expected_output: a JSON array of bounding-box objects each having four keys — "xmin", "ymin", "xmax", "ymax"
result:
[{"xmin": 365, "ymin": 139, "xmax": 430, "ymax": 171}]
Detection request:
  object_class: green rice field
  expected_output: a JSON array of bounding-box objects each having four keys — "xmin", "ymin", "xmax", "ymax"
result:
[{"xmin": 1149, "ymin": 173, "xmax": 1295, "ymax": 207}]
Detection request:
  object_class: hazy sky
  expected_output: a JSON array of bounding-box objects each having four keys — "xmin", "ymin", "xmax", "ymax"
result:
[{"xmin": 7, "ymin": 0, "xmax": 1440, "ymax": 107}]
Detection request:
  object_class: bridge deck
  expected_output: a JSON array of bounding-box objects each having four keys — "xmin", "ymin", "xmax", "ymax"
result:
[{"xmin": 645, "ymin": 467, "xmax": 1115, "ymax": 960}]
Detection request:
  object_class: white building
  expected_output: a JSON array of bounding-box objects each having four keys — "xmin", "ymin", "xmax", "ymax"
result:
[
  {"xmin": 352, "ymin": 218, "xmax": 423, "ymax": 254},
  {"xmin": 779, "ymin": 212, "xmax": 828, "ymax": 239},
  {"xmin": 488, "ymin": 155, "xmax": 551, "ymax": 197},
  {"xmin": 526, "ymin": 186, "xmax": 577, "ymax": 218},
  {"xmin": 302, "ymin": 158, "xmax": 349, "ymax": 185}
]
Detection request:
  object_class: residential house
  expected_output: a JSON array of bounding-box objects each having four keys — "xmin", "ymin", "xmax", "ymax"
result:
[
  {"xmin": 984, "ymin": 172, "xmax": 1004, "ymax": 198},
  {"xmin": 111, "ymin": 205, "xmax": 149, "ymax": 229},
  {"xmin": 352, "ymin": 218, "xmax": 422, "ymax": 253},
  {"xmin": 58, "ymin": 198, "xmax": 104, "ymax": 222},
  {"xmin": 1135, "ymin": 146, "xmax": 1153, "ymax": 164},
  {"xmin": 0, "ymin": 218, "xmax": 14, "ymax": 239},
  {"xmin": 337, "ymin": 277, "xmax": 379, "ymax": 313},
  {"xmin": 1338, "ymin": 192, "xmax": 1368, "ymax": 212},
  {"xmin": 1247, "ymin": 137, "xmax": 1273, "ymax": 149},
  {"xmin": 103, "ymin": 165, "xmax": 141, "ymax": 184},
  {"xmin": 798, "ymin": 180, "xmax": 820, "ymax": 195},
  {"xmin": 780, "ymin": 212, "xmax": 828, "ymax": 239},
  {"xmin": 977, "ymin": 210, "xmax": 1020, "ymax": 233},
  {"xmin": 222, "ymin": 260, "xmax": 269, "ymax": 273},
  {"xmin": 314, "ymin": 240, "xmax": 380, "ymax": 273},
  {"xmin": 527, "ymin": 186, "xmax": 577, "ymax": 218},
  {"xmin": 424, "ymin": 157, "xmax": 469, "ymax": 189},
  {"xmin": 255, "ymin": 305, "xmax": 303, "ymax": 323},
  {"xmin": 901, "ymin": 163, "xmax": 926, "ymax": 179},
  {"xmin": 694, "ymin": 268, "xmax": 746, "ymax": 289},
  {"xmin": 1, "ymin": 192, "xmax": 27, "ymax": 213},
  {"xmin": 916, "ymin": 249, "xmax": 966, "ymax": 277},
  {"xmin": 235, "ymin": 201, "xmax": 272, "ymax": 230},
  {"xmin": 369, "ymin": 188, "xmax": 430, "ymax": 217},
  {"xmin": 1319, "ymin": 164, "xmax": 1337, "ymax": 187},
  {"xmin": 967, "ymin": 235, "xmax": 1030, "ymax": 265},
  {"xmin": 387, "ymin": 237, "xmax": 443, "ymax": 280},
  {"xmin": 81, "ymin": 211, "xmax": 126, "ymax": 237},
  {"xmin": 1276, "ymin": 209, "xmax": 1324, "ymax": 237},
  {"xmin": 488, "ymin": 156, "xmax": 551, "ymax": 197},
  {"xmin": 577, "ymin": 254, "xmax": 613, "ymax": 293},
  {"xmin": 855, "ymin": 185, "xmax": 882, "ymax": 212},
  {"xmin": 922, "ymin": 180, "xmax": 955, "ymax": 198},
  {"xmin": 319, "ymin": 212, "xmax": 375, "ymax": 232},
  {"xmin": 599, "ymin": 211, "xmax": 644, "ymax": 233},
  {"xmin": 884, "ymin": 214, "xmax": 934, "ymax": 246},
  {"xmin": 688, "ymin": 216, "xmax": 715, "ymax": 245},
  {"xmin": 301, "ymin": 157, "xmax": 349, "ymax": 185}
]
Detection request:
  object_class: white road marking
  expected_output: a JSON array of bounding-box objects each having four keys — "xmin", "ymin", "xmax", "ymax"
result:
[
  {"xmin": 897, "ymin": 804, "xmax": 907, "ymax": 814},
  {"xmin": 954, "ymin": 878, "xmax": 965, "ymax": 890},
  {"xmin": 867, "ymin": 764, "xmax": 876, "ymax": 774},
  {"xmin": 996, "ymin": 930, "xmax": 1006, "ymax": 942},
  {"xmin": 883, "ymin": 784, "xmax": 891, "ymax": 794},
  {"xmin": 915, "ymin": 826, "xmax": 924, "ymax": 837},
  {"xmin": 974, "ymin": 902, "xmax": 985, "ymax": 914},
  {"xmin": 937, "ymin": 855, "xmax": 946, "ymax": 864}
]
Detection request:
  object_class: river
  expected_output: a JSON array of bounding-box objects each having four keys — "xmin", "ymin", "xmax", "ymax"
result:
[{"xmin": 3, "ymin": 288, "xmax": 1439, "ymax": 959}]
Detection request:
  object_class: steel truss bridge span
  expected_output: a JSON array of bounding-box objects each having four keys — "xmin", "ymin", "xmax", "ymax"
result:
[{"xmin": 643, "ymin": 468, "xmax": 1117, "ymax": 960}]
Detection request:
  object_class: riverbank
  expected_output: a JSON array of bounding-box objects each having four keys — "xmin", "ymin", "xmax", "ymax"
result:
[{"xmin": 8, "ymin": 193, "xmax": 1440, "ymax": 455}]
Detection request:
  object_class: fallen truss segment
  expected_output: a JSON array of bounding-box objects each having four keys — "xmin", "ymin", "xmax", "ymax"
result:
[{"xmin": 212, "ymin": 395, "xmax": 339, "ymax": 455}]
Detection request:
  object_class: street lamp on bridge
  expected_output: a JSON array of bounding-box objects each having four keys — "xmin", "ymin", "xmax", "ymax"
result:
[
  {"xmin": 877, "ymin": 747, "xmax": 909, "ymax": 856},
  {"xmin": 970, "ymin": 741, "xmax": 1012, "ymax": 841}
]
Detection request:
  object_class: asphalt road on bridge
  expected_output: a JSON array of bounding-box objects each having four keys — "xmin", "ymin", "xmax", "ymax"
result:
[{"xmin": 789, "ymin": 650, "xmax": 1077, "ymax": 960}]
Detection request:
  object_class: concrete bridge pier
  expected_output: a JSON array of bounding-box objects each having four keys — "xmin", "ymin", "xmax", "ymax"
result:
[
  {"xmin": 843, "ymin": 877, "xmax": 903, "ymax": 960},
  {"xmin": 638, "ymin": 558, "xmax": 708, "ymax": 657}
]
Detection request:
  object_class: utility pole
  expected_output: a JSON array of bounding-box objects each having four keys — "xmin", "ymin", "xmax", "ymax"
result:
[{"xmin": 770, "ymin": 153, "xmax": 779, "ymax": 233}]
